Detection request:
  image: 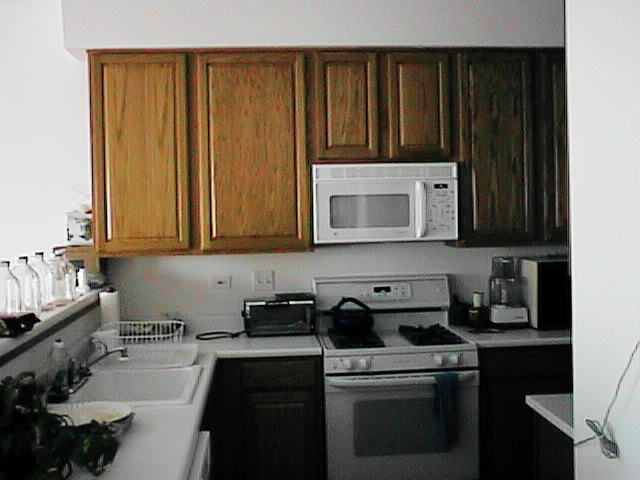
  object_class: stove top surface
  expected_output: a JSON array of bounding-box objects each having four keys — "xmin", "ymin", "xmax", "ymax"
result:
[
  {"xmin": 319, "ymin": 323, "xmax": 476, "ymax": 355},
  {"xmin": 398, "ymin": 324, "xmax": 465, "ymax": 346},
  {"xmin": 327, "ymin": 329, "xmax": 385, "ymax": 349}
]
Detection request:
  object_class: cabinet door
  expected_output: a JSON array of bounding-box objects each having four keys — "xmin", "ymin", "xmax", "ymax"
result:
[
  {"xmin": 314, "ymin": 51, "xmax": 378, "ymax": 159},
  {"xmin": 195, "ymin": 52, "xmax": 311, "ymax": 252},
  {"xmin": 386, "ymin": 52, "xmax": 451, "ymax": 159},
  {"xmin": 481, "ymin": 376, "xmax": 572, "ymax": 480},
  {"xmin": 479, "ymin": 346, "xmax": 573, "ymax": 480},
  {"xmin": 243, "ymin": 390, "xmax": 323, "ymax": 480},
  {"xmin": 90, "ymin": 53, "xmax": 189, "ymax": 254},
  {"xmin": 539, "ymin": 51, "xmax": 568, "ymax": 243},
  {"xmin": 209, "ymin": 357, "xmax": 325, "ymax": 480},
  {"xmin": 458, "ymin": 52, "xmax": 535, "ymax": 244}
]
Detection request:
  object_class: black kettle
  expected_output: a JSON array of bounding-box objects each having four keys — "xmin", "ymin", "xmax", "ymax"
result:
[{"xmin": 329, "ymin": 297, "xmax": 374, "ymax": 334}]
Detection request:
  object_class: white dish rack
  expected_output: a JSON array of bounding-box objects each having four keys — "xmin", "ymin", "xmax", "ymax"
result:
[{"xmin": 94, "ymin": 320, "xmax": 185, "ymax": 346}]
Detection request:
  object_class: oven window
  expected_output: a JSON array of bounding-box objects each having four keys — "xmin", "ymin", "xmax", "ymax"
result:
[
  {"xmin": 353, "ymin": 398, "xmax": 450, "ymax": 456},
  {"xmin": 329, "ymin": 194, "xmax": 410, "ymax": 229}
]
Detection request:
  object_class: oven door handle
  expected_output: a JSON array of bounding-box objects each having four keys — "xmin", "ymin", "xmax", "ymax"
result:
[{"xmin": 326, "ymin": 372, "xmax": 477, "ymax": 390}]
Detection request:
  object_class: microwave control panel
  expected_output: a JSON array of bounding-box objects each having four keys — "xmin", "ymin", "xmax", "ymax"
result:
[{"xmin": 426, "ymin": 181, "xmax": 457, "ymax": 236}]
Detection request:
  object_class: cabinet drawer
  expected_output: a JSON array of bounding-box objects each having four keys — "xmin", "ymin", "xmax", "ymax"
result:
[
  {"xmin": 241, "ymin": 358, "xmax": 319, "ymax": 390},
  {"xmin": 479, "ymin": 346, "xmax": 572, "ymax": 379}
]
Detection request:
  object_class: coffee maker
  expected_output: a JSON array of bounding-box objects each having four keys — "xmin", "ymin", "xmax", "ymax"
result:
[{"xmin": 489, "ymin": 257, "xmax": 528, "ymax": 326}]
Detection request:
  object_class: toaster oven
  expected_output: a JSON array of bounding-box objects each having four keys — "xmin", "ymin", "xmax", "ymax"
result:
[{"xmin": 242, "ymin": 293, "xmax": 315, "ymax": 337}]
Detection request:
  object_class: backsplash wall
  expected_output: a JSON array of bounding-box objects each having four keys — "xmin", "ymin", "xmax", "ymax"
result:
[{"xmin": 108, "ymin": 243, "xmax": 566, "ymax": 327}]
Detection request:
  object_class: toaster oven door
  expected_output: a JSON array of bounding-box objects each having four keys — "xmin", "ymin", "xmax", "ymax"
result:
[{"xmin": 244, "ymin": 302, "xmax": 314, "ymax": 336}]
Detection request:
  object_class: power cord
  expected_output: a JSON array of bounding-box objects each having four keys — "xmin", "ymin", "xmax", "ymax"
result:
[
  {"xmin": 195, "ymin": 330, "xmax": 245, "ymax": 340},
  {"xmin": 574, "ymin": 339, "xmax": 640, "ymax": 459}
]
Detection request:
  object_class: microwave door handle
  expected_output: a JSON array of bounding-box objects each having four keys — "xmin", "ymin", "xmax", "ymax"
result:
[{"xmin": 415, "ymin": 181, "xmax": 428, "ymax": 238}]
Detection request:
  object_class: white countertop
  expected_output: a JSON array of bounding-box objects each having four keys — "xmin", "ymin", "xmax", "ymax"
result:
[
  {"xmin": 0, "ymin": 292, "xmax": 100, "ymax": 360},
  {"xmin": 70, "ymin": 335, "xmax": 321, "ymax": 480},
  {"xmin": 526, "ymin": 393, "xmax": 573, "ymax": 439},
  {"xmin": 73, "ymin": 352, "xmax": 216, "ymax": 480},
  {"xmin": 186, "ymin": 333, "xmax": 322, "ymax": 357},
  {"xmin": 450, "ymin": 325, "xmax": 571, "ymax": 348}
]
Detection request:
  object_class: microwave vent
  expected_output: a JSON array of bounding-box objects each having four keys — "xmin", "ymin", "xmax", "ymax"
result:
[
  {"xmin": 315, "ymin": 163, "xmax": 456, "ymax": 180},
  {"xmin": 426, "ymin": 165, "xmax": 455, "ymax": 178}
]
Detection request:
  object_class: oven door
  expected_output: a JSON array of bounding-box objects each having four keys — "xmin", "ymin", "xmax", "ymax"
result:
[
  {"xmin": 314, "ymin": 179, "xmax": 423, "ymax": 243},
  {"xmin": 325, "ymin": 370, "xmax": 479, "ymax": 480}
]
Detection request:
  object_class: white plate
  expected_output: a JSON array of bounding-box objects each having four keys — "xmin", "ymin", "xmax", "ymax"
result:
[{"xmin": 48, "ymin": 401, "xmax": 133, "ymax": 426}]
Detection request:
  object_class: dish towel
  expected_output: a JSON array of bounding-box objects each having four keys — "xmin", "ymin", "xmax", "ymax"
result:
[{"xmin": 434, "ymin": 372, "xmax": 459, "ymax": 449}]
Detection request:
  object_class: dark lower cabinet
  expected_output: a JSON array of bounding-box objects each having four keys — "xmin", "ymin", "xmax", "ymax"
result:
[
  {"xmin": 479, "ymin": 345, "xmax": 572, "ymax": 480},
  {"xmin": 533, "ymin": 413, "xmax": 574, "ymax": 480},
  {"xmin": 203, "ymin": 356, "xmax": 325, "ymax": 480}
]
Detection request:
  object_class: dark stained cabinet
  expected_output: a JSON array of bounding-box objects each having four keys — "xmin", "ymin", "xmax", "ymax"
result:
[
  {"xmin": 532, "ymin": 411, "xmax": 574, "ymax": 480},
  {"xmin": 386, "ymin": 51, "xmax": 451, "ymax": 159},
  {"xmin": 314, "ymin": 52, "xmax": 379, "ymax": 159},
  {"xmin": 479, "ymin": 345, "xmax": 572, "ymax": 480},
  {"xmin": 457, "ymin": 52, "xmax": 536, "ymax": 245},
  {"xmin": 537, "ymin": 51, "xmax": 568, "ymax": 243},
  {"xmin": 206, "ymin": 357, "xmax": 325, "ymax": 480}
]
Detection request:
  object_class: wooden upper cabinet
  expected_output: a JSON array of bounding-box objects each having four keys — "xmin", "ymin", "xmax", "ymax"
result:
[
  {"xmin": 195, "ymin": 52, "xmax": 311, "ymax": 252},
  {"xmin": 539, "ymin": 51, "xmax": 568, "ymax": 243},
  {"xmin": 386, "ymin": 52, "xmax": 451, "ymax": 159},
  {"xmin": 458, "ymin": 52, "xmax": 535, "ymax": 244},
  {"xmin": 90, "ymin": 53, "xmax": 190, "ymax": 254},
  {"xmin": 314, "ymin": 52, "xmax": 378, "ymax": 159}
]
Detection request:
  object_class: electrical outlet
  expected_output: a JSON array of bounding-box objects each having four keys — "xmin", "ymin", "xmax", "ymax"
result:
[
  {"xmin": 211, "ymin": 275, "xmax": 232, "ymax": 289},
  {"xmin": 252, "ymin": 270, "xmax": 275, "ymax": 291}
]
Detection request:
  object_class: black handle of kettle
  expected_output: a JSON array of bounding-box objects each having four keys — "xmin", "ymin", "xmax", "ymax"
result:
[{"xmin": 331, "ymin": 297, "xmax": 371, "ymax": 312}]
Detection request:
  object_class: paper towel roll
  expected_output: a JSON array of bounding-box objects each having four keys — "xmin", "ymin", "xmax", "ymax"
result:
[{"xmin": 99, "ymin": 290, "xmax": 120, "ymax": 326}]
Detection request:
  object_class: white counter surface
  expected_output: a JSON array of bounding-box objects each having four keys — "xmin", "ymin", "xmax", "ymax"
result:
[
  {"xmin": 70, "ymin": 335, "xmax": 321, "ymax": 479},
  {"xmin": 186, "ymin": 333, "xmax": 322, "ymax": 357},
  {"xmin": 73, "ymin": 352, "xmax": 216, "ymax": 480},
  {"xmin": 450, "ymin": 325, "xmax": 571, "ymax": 348},
  {"xmin": 526, "ymin": 393, "xmax": 573, "ymax": 439},
  {"xmin": 0, "ymin": 292, "xmax": 100, "ymax": 361}
]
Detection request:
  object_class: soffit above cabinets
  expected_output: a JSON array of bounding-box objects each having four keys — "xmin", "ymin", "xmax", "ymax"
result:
[{"xmin": 61, "ymin": 0, "xmax": 564, "ymax": 56}]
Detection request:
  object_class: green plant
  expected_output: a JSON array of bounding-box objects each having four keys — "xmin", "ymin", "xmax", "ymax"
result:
[{"xmin": 0, "ymin": 372, "xmax": 119, "ymax": 479}]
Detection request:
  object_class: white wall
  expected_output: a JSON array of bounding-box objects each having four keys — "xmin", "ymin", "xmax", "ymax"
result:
[
  {"xmin": 108, "ymin": 243, "xmax": 566, "ymax": 330},
  {"xmin": 0, "ymin": 0, "xmax": 90, "ymax": 260},
  {"xmin": 2, "ymin": 2, "xmax": 567, "ymax": 344},
  {"xmin": 62, "ymin": 0, "xmax": 564, "ymax": 51},
  {"xmin": 567, "ymin": 1, "xmax": 640, "ymax": 477}
]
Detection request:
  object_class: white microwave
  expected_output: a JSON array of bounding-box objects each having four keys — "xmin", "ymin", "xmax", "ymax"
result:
[{"xmin": 313, "ymin": 163, "xmax": 458, "ymax": 244}]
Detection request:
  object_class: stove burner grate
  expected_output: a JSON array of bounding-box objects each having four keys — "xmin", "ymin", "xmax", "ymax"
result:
[
  {"xmin": 398, "ymin": 324, "xmax": 465, "ymax": 346},
  {"xmin": 327, "ymin": 329, "xmax": 385, "ymax": 349}
]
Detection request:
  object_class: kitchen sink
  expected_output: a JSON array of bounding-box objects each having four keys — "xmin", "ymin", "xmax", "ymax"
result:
[
  {"xmin": 70, "ymin": 366, "xmax": 202, "ymax": 406},
  {"xmin": 91, "ymin": 343, "xmax": 199, "ymax": 370}
]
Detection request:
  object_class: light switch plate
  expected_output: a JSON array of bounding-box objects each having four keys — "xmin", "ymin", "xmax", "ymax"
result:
[{"xmin": 252, "ymin": 270, "xmax": 275, "ymax": 291}]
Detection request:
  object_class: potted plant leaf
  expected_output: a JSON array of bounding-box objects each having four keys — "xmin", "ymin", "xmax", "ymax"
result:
[{"xmin": 0, "ymin": 372, "xmax": 119, "ymax": 479}]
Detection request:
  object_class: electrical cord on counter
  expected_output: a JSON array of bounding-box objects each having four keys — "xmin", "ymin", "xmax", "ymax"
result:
[
  {"xmin": 195, "ymin": 330, "xmax": 245, "ymax": 341},
  {"xmin": 574, "ymin": 339, "xmax": 640, "ymax": 459}
]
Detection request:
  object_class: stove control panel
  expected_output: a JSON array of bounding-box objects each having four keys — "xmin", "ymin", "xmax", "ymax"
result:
[
  {"xmin": 325, "ymin": 350, "xmax": 478, "ymax": 373},
  {"xmin": 361, "ymin": 282, "xmax": 412, "ymax": 301},
  {"xmin": 328, "ymin": 356, "xmax": 374, "ymax": 373}
]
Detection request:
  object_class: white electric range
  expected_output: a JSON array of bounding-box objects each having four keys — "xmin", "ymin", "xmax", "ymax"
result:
[{"xmin": 313, "ymin": 274, "xmax": 479, "ymax": 480}]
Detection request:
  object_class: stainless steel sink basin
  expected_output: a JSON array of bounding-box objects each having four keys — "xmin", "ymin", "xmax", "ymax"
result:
[{"xmin": 70, "ymin": 366, "xmax": 202, "ymax": 407}]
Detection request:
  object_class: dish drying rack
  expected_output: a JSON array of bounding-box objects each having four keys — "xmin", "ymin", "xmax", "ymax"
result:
[{"xmin": 93, "ymin": 320, "xmax": 185, "ymax": 347}]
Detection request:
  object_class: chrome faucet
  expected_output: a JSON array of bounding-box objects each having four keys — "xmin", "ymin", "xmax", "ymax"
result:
[
  {"xmin": 69, "ymin": 340, "xmax": 129, "ymax": 394},
  {"xmin": 85, "ymin": 340, "xmax": 129, "ymax": 369}
]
